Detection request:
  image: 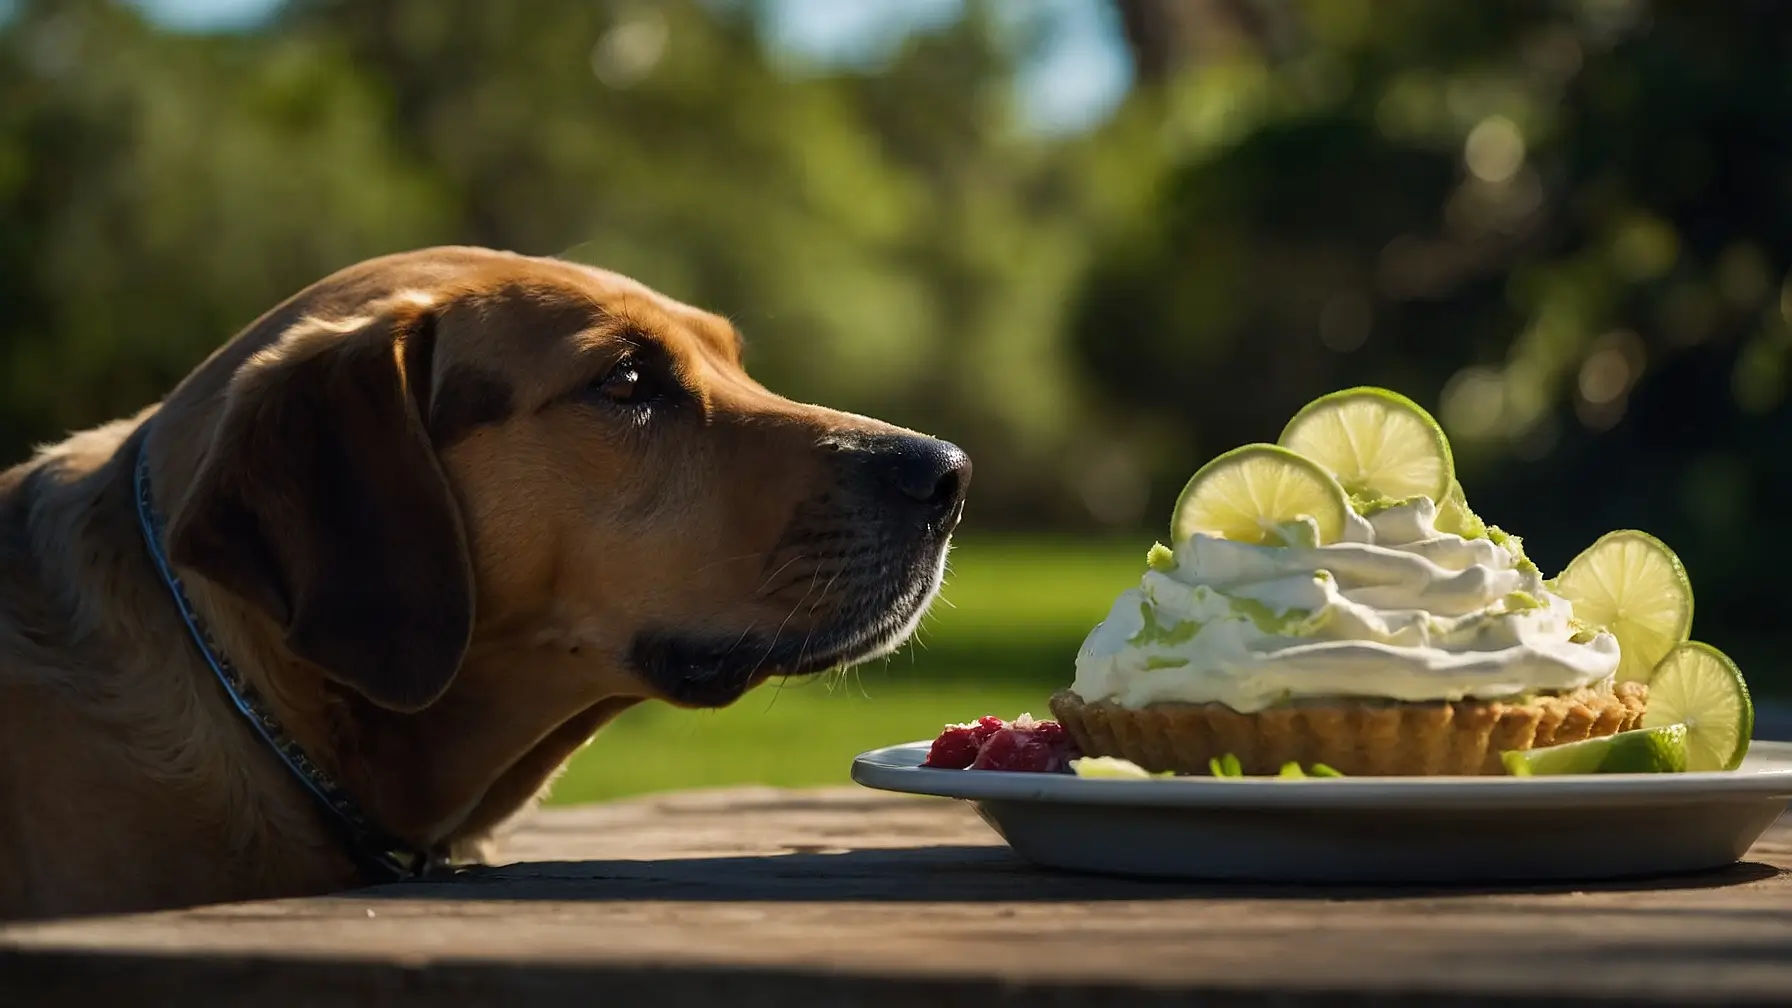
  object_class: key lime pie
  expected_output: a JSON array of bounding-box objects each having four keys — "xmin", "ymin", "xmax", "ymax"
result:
[{"xmin": 1046, "ymin": 387, "xmax": 1752, "ymax": 777}]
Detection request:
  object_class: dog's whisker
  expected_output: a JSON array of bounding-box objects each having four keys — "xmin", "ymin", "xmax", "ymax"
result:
[
  {"xmin": 804, "ymin": 565, "xmax": 848, "ymax": 616},
  {"xmin": 791, "ymin": 566, "xmax": 847, "ymax": 671},
  {"xmin": 761, "ymin": 673, "xmax": 788, "ymax": 713},
  {"xmin": 746, "ymin": 562, "xmax": 824, "ymax": 682},
  {"xmin": 721, "ymin": 618, "xmax": 760, "ymax": 659},
  {"xmin": 751, "ymin": 552, "xmax": 809, "ymax": 598},
  {"xmin": 760, "ymin": 567, "xmax": 833, "ymax": 600},
  {"xmin": 688, "ymin": 550, "xmax": 764, "ymax": 579}
]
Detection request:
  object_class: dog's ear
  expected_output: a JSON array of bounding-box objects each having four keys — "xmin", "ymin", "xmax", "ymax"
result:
[{"xmin": 166, "ymin": 300, "xmax": 474, "ymax": 712}]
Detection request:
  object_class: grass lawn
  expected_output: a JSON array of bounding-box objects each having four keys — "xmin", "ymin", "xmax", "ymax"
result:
[{"xmin": 548, "ymin": 535, "xmax": 1147, "ymax": 804}]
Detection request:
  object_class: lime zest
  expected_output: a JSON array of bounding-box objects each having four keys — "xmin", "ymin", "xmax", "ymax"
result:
[
  {"xmin": 1502, "ymin": 590, "xmax": 1542, "ymax": 612},
  {"xmin": 1208, "ymin": 753, "xmax": 1244, "ymax": 778},
  {"xmin": 1127, "ymin": 601, "xmax": 1203, "ymax": 647},
  {"xmin": 1349, "ymin": 491, "xmax": 1426, "ymax": 517},
  {"xmin": 1435, "ymin": 480, "xmax": 1488, "ymax": 539},
  {"xmin": 1486, "ymin": 525, "xmax": 1529, "ymax": 565},
  {"xmin": 1146, "ymin": 542, "xmax": 1177, "ymax": 572},
  {"xmin": 1205, "ymin": 754, "xmax": 1347, "ymax": 778},
  {"xmin": 1230, "ymin": 596, "xmax": 1311, "ymax": 635}
]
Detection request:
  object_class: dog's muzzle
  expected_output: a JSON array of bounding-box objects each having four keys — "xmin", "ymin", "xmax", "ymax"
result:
[{"xmin": 633, "ymin": 433, "xmax": 971, "ymax": 707}]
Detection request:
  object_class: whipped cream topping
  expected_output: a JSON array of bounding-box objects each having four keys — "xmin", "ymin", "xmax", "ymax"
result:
[{"xmin": 1073, "ymin": 498, "xmax": 1619, "ymax": 712}]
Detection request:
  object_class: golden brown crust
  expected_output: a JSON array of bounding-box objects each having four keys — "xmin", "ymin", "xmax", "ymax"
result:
[{"xmin": 1049, "ymin": 681, "xmax": 1648, "ymax": 776}]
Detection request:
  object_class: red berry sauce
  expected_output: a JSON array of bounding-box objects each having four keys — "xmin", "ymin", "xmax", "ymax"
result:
[{"xmin": 922, "ymin": 714, "xmax": 1080, "ymax": 773}]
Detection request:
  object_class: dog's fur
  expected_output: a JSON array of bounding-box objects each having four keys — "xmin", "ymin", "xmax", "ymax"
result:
[{"xmin": 0, "ymin": 247, "xmax": 969, "ymax": 921}]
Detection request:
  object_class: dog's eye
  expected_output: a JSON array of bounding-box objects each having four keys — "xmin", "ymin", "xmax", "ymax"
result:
[{"xmin": 594, "ymin": 360, "xmax": 649, "ymax": 405}]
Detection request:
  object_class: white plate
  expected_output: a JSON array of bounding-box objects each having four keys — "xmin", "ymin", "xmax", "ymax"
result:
[{"xmin": 851, "ymin": 740, "xmax": 1792, "ymax": 883}]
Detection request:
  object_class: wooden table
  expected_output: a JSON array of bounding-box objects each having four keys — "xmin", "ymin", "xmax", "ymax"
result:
[{"xmin": 5, "ymin": 786, "xmax": 1791, "ymax": 1006}]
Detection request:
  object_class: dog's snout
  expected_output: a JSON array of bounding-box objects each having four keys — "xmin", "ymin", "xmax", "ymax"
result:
[{"xmin": 876, "ymin": 435, "xmax": 972, "ymax": 511}]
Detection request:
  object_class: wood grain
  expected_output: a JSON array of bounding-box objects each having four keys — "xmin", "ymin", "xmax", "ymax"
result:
[{"xmin": 5, "ymin": 787, "xmax": 1791, "ymax": 1006}]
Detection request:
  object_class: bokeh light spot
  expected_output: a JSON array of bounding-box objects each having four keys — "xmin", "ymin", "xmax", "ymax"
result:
[
  {"xmin": 1464, "ymin": 115, "xmax": 1525, "ymax": 183},
  {"xmin": 1578, "ymin": 346, "xmax": 1629, "ymax": 405},
  {"xmin": 1440, "ymin": 366, "xmax": 1507, "ymax": 441},
  {"xmin": 591, "ymin": 9, "xmax": 669, "ymax": 89},
  {"xmin": 1610, "ymin": 215, "xmax": 1679, "ymax": 280}
]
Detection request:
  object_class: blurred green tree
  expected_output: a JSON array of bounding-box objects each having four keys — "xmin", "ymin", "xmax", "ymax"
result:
[
  {"xmin": 280, "ymin": 0, "xmax": 1114, "ymax": 523},
  {"xmin": 1, "ymin": 0, "xmax": 1788, "ymax": 680},
  {"xmin": 0, "ymin": 0, "xmax": 449, "ymax": 454},
  {"xmin": 1072, "ymin": 0, "xmax": 1792, "ymax": 670}
]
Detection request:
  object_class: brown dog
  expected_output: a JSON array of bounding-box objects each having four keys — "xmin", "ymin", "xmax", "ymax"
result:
[{"xmin": 0, "ymin": 246, "xmax": 969, "ymax": 920}]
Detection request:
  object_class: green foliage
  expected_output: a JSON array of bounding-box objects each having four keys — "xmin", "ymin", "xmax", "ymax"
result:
[
  {"xmin": 1067, "ymin": 0, "xmax": 1792, "ymax": 679},
  {"xmin": 2, "ymin": 0, "xmax": 1789, "ymax": 689},
  {"xmin": 0, "ymin": 0, "xmax": 449, "ymax": 452},
  {"xmin": 282, "ymin": 0, "xmax": 1113, "ymax": 523}
]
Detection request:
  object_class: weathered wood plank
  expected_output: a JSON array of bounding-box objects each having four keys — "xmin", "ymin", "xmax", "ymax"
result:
[{"xmin": 5, "ymin": 787, "xmax": 1791, "ymax": 1006}]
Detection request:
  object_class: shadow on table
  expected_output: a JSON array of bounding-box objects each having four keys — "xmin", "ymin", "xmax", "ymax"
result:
[{"xmin": 350, "ymin": 846, "xmax": 1783, "ymax": 904}]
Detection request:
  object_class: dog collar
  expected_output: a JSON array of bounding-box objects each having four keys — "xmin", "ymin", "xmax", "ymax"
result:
[{"xmin": 132, "ymin": 436, "xmax": 449, "ymax": 884}]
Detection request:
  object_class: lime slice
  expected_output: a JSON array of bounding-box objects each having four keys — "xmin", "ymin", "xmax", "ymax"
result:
[
  {"xmin": 1642, "ymin": 641, "xmax": 1752, "ymax": 771},
  {"xmin": 1278, "ymin": 387, "xmax": 1454, "ymax": 502},
  {"xmin": 1071, "ymin": 756, "xmax": 1173, "ymax": 779},
  {"xmin": 1501, "ymin": 724, "xmax": 1688, "ymax": 776},
  {"xmin": 1170, "ymin": 444, "xmax": 1349, "ymax": 547},
  {"xmin": 1434, "ymin": 480, "xmax": 1487, "ymax": 539},
  {"xmin": 1551, "ymin": 530, "xmax": 1693, "ymax": 684}
]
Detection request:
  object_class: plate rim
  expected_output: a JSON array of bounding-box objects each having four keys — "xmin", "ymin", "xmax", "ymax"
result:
[{"xmin": 851, "ymin": 739, "xmax": 1792, "ymax": 810}]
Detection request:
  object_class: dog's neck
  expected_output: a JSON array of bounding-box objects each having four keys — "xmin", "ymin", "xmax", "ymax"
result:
[
  {"xmin": 141, "ymin": 418, "xmax": 643, "ymax": 858},
  {"xmin": 173, "ymin": 541, "xmax": 647, "ymax": 854},
  {"xmin": 0, "ymin": 416, "xmax": 368, "ymax": 910}
]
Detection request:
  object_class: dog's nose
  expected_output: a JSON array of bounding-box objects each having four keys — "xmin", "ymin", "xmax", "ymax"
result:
[{"xmin": 868, "ymin": 434, "xmax": 972, "ymax": 513}]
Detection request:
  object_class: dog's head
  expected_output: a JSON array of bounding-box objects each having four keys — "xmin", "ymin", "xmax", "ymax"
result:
[{"xmin": 161, "ymin": 248, "xmax": 968, "ymax": 712}]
